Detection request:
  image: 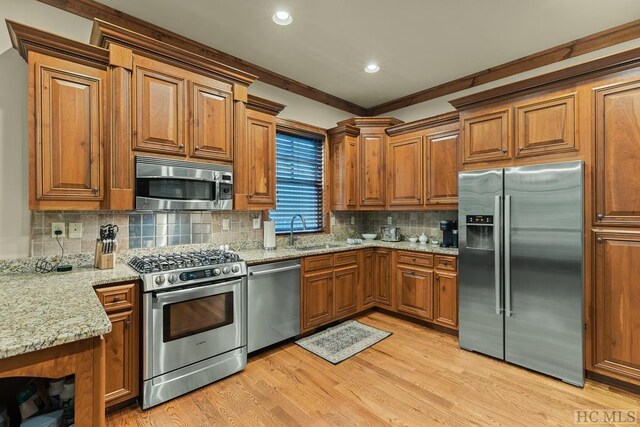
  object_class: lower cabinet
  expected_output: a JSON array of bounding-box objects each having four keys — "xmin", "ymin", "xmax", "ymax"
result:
[
  {"xmin": 396, "ymin": 266, "xmax": 433, "ymax": 320},
  {"xmin": 374, "ymin": 249, "xmax": 393, "ymax": 307},
  {"xmin": 95, "ymin": 281, "xmax": 140, "ymax": 409},
  {"xmin": 434, "ymin": 272, "xmax": 458, "ymax": 328},
  {"xmin": 334, "ymin": 265, "xmax": 359, "ymax": 318},
  {"xmin": 360, "ymin": 249, "xmax": 376, "ymax": 309},
  {"xmin": 592, "ymin": 231, "xmax": 640, "ymax": 385}
]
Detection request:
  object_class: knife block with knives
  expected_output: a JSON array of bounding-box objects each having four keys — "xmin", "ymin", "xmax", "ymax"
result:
[{"xmin": 94, "ymin": 224, "xmax": 119, "ymax": 270}]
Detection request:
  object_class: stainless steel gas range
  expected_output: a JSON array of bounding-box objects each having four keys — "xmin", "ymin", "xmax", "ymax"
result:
[{"xmin": 128, "ymin": 250, "xmax": 248, "ymax": 409}]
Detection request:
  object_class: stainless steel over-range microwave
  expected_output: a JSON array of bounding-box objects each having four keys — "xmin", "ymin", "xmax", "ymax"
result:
[{"xmin": 135, "ymin": 156, "xmax": 233, "ymax": 211}]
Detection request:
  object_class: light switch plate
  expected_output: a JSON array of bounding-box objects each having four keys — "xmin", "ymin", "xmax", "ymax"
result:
[
  {"xmin": 330, "ymin": 215, "xmax": 336, "ymax": 226},
  {"xmin": 68, "ymin": 223, "xmax": 83, "ymax": 239},
  {"xmin": 51, "ymin": 222, "xmax": 65, "ymax": 238},
  {"xmin": 387, "ymin": 216, "xmax": 393, "ymax": 225},
  {"xmin": 222, "ymin": 218, "xmax": 230, "ymax": 231},
  {"xmin": 350, "ymin": 216, "xmax": 355, "ymax": 225},
  {"xmin": 253, "ymin": 217, "xmax": 261, "ymax": 229}
]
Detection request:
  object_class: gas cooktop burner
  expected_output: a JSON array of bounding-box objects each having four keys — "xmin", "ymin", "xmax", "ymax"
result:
[{"xmin": 128, "ymin": 249, "xmax": 242, "ymax": 274}]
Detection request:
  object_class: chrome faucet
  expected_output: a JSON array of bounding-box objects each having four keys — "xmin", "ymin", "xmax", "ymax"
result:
[{"xmin": 289, "ymin": 214, "xmax": 307, "ymax": 246}]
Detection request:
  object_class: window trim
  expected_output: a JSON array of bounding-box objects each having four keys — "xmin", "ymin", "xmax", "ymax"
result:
[{"xmin": 267, "ymin": 118, "xmax": 329, "ymax": 236}]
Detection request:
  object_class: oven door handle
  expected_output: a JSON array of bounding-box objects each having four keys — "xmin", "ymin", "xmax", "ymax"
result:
[{"xmin": 152, "ymin": 279, "xmax": 242, "ymax": 305}]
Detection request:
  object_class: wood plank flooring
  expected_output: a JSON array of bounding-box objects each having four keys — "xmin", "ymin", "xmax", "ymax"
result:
[{"xmin": 107, "ymin": 312, "xmax": 640, "ymax": 426}]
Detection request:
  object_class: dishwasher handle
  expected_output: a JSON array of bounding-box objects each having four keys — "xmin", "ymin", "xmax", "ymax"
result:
[{"xmin": 249, "ymin": 265, "xmax": 301, "ymax": 277}]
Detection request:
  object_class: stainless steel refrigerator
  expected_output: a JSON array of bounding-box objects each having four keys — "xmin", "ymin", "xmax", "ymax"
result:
[{"xmin": 458, "ymin": 161, "xmax": 584, "ymax": 386}]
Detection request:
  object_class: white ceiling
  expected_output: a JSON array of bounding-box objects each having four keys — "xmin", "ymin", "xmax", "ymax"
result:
[{"xmin": 97, "ymin": 0, "xmax": 640, "ymax": 108}]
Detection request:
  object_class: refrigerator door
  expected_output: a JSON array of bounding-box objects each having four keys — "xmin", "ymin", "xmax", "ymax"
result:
[
  {"xmin": 458, "ymin": 168, "xmax": 504, "ymax": 359},
  {"xmin": 504, "ymin": 161, "xmax": 584, "ymax": 386}
]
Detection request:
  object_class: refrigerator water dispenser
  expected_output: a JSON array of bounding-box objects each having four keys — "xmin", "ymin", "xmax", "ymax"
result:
[{"xmin": 465, "ymin": 215, "xmax": 494, "ymax": 250}]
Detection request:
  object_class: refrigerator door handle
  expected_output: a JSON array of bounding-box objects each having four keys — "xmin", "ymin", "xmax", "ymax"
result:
[
  {"xmin": 505, "ymin": 194, "xmax": 512, "ymax": 317},
  {"xmin": 494, "ymin": 195, "xmax": 502, "ymax": 315}
]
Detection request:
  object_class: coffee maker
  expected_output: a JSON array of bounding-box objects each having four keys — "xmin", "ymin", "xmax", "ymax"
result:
[{"xmin": 440, "ymin": 220, "xmax": 458, "ymax": 248}]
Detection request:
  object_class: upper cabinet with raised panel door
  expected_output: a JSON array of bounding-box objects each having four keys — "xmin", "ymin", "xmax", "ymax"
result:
[
  {"xmin": 386, "ymin": 112, "xmax": 460, "ymax": 210},
  {"xmin": 234, "ymin": 95, "xmax": 285, "ymax": 210},
  {"xmin": 462, "ymin": 109, "xmax": 511, "ymax": 165},
  {"xmin": 9, "ymin": 21, "xmax": 109, "ymax": 210},
  {"xmin": 331, "ymin": 117, "xmax": 402, "ymax": 210},
  {"xmin": 594, "ymin": 78, "xmax": 640, "ymax": 226}
]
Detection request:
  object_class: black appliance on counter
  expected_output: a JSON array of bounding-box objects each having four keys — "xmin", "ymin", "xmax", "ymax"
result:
[{"xmin": 440, "ymin": 220, "xmax": 458, "ymax": 248}]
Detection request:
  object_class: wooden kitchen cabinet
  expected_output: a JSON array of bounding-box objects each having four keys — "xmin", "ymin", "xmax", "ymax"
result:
[
  {"xmin": 462, "ymin": 109, "xmax": 511, "ymax": 165},
  {"xmin": 302, "ymin": 270, "xmax": 334, "ymax": 330},
  {"xmin": 189, "ymin": 78, "xmax": 233, "ymax": 162},
  {"xmin": 388, "ymin": 135, "xmax": 423, "ymax": 207},
  {"xmin": 132, "ymin": 55, "xmax": 188, "ymax": 156},
  {"xmin": 425, "ymin": 130, "xmax": 459, "ymax": 205},
  {"xmin": 434, "ymin": 272, "xmax": 458, "ymax": 329},
  {"xmin": 374, "ymin": 249, "xmax": 393, "ymax": 308},
  {"xmin": 329, "ymin": 126, "xmax": 360, "ymax": 210},
  {"xmin": 245, "ymin": 108, "xmax": 277, "ymax": 207},
  {"xmin": 28, "ymin": 51, "xmax": 106, "ymax": 210},
  {"xmin": 594, "ymin": 79, "xmax": 640, "ymax": 226},
  {"xmin": 592, "ymin": 231, "xmax": 640, "ymax": 386},
  {"xmin": 334, "ymin": 265, "xmax": 359, "ymax": 318},
  {"xmin": 359, "ymin": 131, "xmax": 387, "ymax": 207},
  {"xmin": 95, "ymin": 281, "xmax": 139, "ymax": 408},
  {"xmin": 360, "ymin": 249, "xmax": 376, "ymax": 309},
  {"xmin": 396, "ymin": 265, "xmax": 434, "ymax": 320}
]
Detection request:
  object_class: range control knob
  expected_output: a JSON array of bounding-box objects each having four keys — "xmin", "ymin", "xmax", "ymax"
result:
[
  {"xmin": 155, "ymin": 275, "xmax": 166, "ymax": 286},
  {"xmin": 222, "ymin": 266, "xmax": 231, "ymax": 274},
  {"xmin": 232, "ymin": 264, "xmax": 240, "ymax": 273},
  {"xmin": 213, "ymin": 268, "xmax": 221, "ymax": 276},
  {"xmin": 168, "ymin": 274, "xmax": 178, "ymax": 284}
]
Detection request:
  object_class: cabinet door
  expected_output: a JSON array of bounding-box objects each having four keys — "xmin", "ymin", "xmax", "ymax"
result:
[
  {"xmin": 330, "ymin": 137, "xmax": 358, "ymax": 210},
  {"xmin": 334, "ymin": 265, "xmax": 358, "ymax": 318},
  {"xmin": 425, "ymin": 131, "xmax": 459, "ymax": 205},
  {"xmin": 302, "ymin": 271, "xmax": 334, "ymax": 330},
  {"xmin": 360, "ymin": 249, "xmax": 376, "ymax": 309},
  {"xmin": 595, "ymin": 80, "xmax": 640, "ymax": 226},
  {"xmin": 345, "ymin": 138, "xmax": 359, "ymax": 208},
  {"xmin": 515, "ymin": 93, "xmax": 576, "ymax": 158},
  {"xmin": 462, "ymin": 109, "xmax": 511, "ymax": 164},
  {"xmin": 189, "ymin": 79, "xmax": 233, "ymax": 162},
  {"xmin": 593, "ymin": 232, "xmax": 640, "ymax": 384},
  {"xmin": 396, "ymin": 266, "xmax": 433, "ymax": 320},
  {"xmin": 359, "ymin": 132, "xmax": 386, "ymax": 207},
  {"xmin": 374, "ymin": 249, "xmax": 393, "ymax": 307},
  {"xmin": 388, "ymin": 136, "xmax": 423, "ymax": 207},
  {"xmin": 132, "ymin": 55, "xmax": 187, "ymax": 156},
  {"xmin": 33, "ymin": 54, "xmax": 104, "ymax": 204},
  {"xmin": 104, "ymin": 309, "xmax": 138, "ymax": 406},
  {"xmin": 434, "ymin": 272, "xmax": 458, "ymax": 329},
  {"xmin": 246, "ymin": 109, "xmax": 277, "ymax": 208}
]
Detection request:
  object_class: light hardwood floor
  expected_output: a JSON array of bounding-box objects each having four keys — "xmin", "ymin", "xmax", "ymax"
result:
[{"xmin": 107, "ymin": 312, "xmax": 640, "ymax": 426}]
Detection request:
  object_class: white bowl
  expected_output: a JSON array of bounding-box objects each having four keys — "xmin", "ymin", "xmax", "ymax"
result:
[
  {"xmin": 361, "ymin": 233, "xmax": 377, "ymax": 240},
  {"xmin": 408, "ymin": 237, "xmax": 418, "ymax": 243}
]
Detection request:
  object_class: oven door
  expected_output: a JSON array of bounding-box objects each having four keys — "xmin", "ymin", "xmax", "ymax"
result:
[{"xmin": 144, "ymin": 278, "xmax": 247, "ymax": 379}]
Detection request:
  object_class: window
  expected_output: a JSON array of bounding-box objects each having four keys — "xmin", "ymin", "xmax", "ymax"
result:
[{"xmin": 269, "ymin": 132, "xmax": 324, "ymax": 234}]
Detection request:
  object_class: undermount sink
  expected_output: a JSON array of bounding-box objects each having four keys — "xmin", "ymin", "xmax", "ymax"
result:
[{"xmin": 294, "ymin": 244, "xmax": 343, "ymax": 251}]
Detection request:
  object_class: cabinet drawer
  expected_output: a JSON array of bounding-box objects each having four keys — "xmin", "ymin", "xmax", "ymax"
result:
[
  {"xmin": 303, "ymin": 254, "xmax": 334, "ymax": 272},
  {"xmin": 96, "ymin": 283, "xmax": 136, "ymax": 313},
  {"xmin": 435, "ymin": 255, "xmax": 457, "ymax": 272},
  {"xmin": 397, "ymin": 251, "xmax": 433, "ymax": 268},
  {"xmin": 334, "ymin": 251, "xmax": 358, "ymax": 266}
]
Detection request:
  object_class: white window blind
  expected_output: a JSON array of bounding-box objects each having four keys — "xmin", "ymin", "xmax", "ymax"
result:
[{"xmin": 269, "ymin": 132, "xmax": 324, "ymax": 234}]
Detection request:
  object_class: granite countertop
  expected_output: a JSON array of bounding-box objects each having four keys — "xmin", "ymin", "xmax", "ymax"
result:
[
  {"xmin": 240, "ymin": 240, "xmax": 458, "ymax": 265},
  {"xmin": 0, "ymin": 239, "xmax": 455, "ymax": 360},
  {"xmin": 0, "ymin": 263, "xmax": 138, "ymax": 360}
]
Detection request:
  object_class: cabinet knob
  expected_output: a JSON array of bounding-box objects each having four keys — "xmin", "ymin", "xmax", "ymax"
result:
[
  {"xmin": 519, "ymin": 146, "xmax": 524, "ymax": 150},
  {"xmin": 179, "ymin": 144, "xmax": 185, "ymax": 149},
  {"xmin": 410, "ymin": 271, "xmax": 416, "ymax": 275},
  {"xmin": 597, "ymin": 214, "xmax": 604, "ymax": 220},
  {"xmin": 125, "ymin": 318, "xmax": 131, "ymax": 327},
  {"xmin": 502, "ymin": 149, "xmax": 508, "ymax": 153},
  {"xmin": 412, "ymin": 257, "xmax": 416, "ymax": 262},
  {"xmin": 195, "ymin": 145, "xmax": 200, "ymax": 151},
  {"xmin": 597, "ymin": 237, "xmax": 603, "ymax": 243},
  {"xmin": 113, "ymin": 296, "xmax": 120, "ymax": 302},
  {"xmin": 93, "ymin": 187, "xmax": 99, "ymax": 193},
  {"xmin": 436, "ymin": 275, "xmax": 440, "ymax": 281}
]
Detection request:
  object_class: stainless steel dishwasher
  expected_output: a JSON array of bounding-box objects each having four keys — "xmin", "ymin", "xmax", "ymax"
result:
[{"xmin": 247, "ymin": 259, "xmax": 301, "ymax": 352}]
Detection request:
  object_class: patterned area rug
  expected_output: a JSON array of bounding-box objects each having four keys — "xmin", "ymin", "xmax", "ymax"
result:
[{"xmin": 295, "ymin": 320, "xmax": 392, "ymax": 364}]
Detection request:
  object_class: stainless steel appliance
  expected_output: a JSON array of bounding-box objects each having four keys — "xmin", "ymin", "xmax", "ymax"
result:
[
  {"xmin": 458, "ymin": 161, "xmax": 584, "ymax": 386},
  {"xmin": 380, "ymin": 226, "xmax": 401, "ymax": 242},
  {"xmin": 439, "ymin": 220, "xmax": 458, "ymax": 248},
  {"xmin": 135, "ymin": 156, "xmax": 233, "ymax": 211},
  {"xmin": 128, "ymin": 250, "xmax": 247, "ymax": 409},
  {"xmin": 247, "ymin": 260, "xmax": 301, "ymax": 352}
]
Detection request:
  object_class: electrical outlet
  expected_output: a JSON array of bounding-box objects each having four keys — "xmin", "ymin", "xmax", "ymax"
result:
[
  {"xmin": 51, "ymin": 222, "xmax": 65, "ymax": 238},
  {"xmin": 68, "ymin": 223, "xmax": 83, "ymax": 239},
  {"xmin": 253, "ymin": 217, "xmax": 261, "ymax": 229},
  {"xmin": 222, "ymin": 218, "xmax": 230, "ymax": 231},
  {"xmin": 350, "ymin": 216, "xmax": 355, "ymax": 225},
  {"xmin": 387, "ymin": 216, "xmax": 393, "ymax": 225},
  {"xmin": 330, "ymin": 215, "xmax": 336, "ymax": 226}
]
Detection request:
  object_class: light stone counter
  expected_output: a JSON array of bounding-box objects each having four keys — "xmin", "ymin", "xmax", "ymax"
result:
[{"xmin": 0, "ymin": 263, "xmax": 138, "ymax": 359}]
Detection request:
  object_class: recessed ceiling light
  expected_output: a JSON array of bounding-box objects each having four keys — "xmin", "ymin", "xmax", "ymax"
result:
[
  {"xmin": 273, "ymin": 10, "xmax": 292, "ymax": 26},
  {"xmin": 365, "ymin": 64, "xmax": 380, "ymax": 73}
]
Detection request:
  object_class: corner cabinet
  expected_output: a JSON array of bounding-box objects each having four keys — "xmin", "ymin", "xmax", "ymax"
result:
[
  {"xmin": 329, "ymin": 125, "xmax": 360, "ymax": 210},
  {"xmin": 27, "ymin": 50, "xmax": 107, "ymax": 210},
  {"xmin": 94, "ymin": 281, "xmax": 140, "ymax": 408}
]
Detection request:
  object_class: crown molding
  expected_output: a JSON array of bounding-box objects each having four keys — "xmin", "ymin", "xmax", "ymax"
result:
[
  {"xmin": 336, "ymin": 117, "xmax": 403, "ymax": 128},
  {"xmin": 246, "ymin": 95, "xmax": 286, "ymax": 116},
  {"xmin": 385, "ymin": 111, "xmax": 459, "ymax": 136},
  {"xmin": 327, "ymin": 124, "xmax": 361, "ymax": 138}
]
